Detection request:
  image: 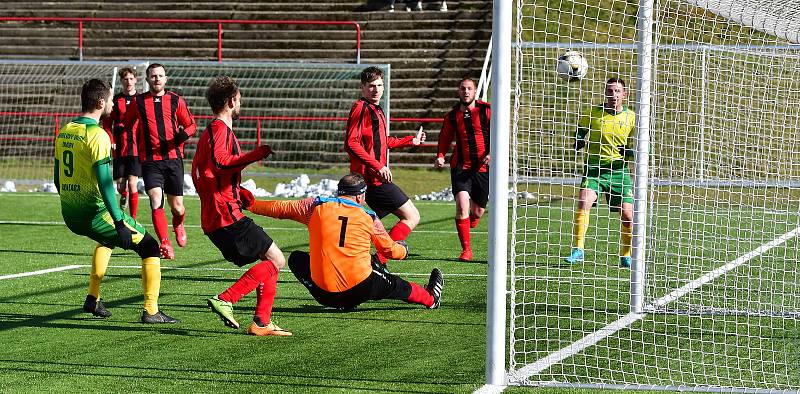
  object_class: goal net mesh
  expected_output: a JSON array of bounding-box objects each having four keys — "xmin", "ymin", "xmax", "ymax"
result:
[
  {"xmin": 510, "ymin": 0, "xmax": 800, "ymax": 391},
  {"xmin": 0, "ymin": 60, "xmax": 387, "ymax": 188}
]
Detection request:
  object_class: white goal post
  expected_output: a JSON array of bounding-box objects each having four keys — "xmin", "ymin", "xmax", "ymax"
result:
[{"xmin": 487, "ymin": 0, "xmax": 800, "ymax": 392}]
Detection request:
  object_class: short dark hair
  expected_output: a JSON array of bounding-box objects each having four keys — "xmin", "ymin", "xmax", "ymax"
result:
[
  {"xmin": 118, "ymin": 67, "xmax": 137, "ymax": 79},
  {"xmin": 460, "ymin": 77, "xmax": 477, "ymax": 87},
  {"xmin": 146, "ymin": 63, "xmax": 165, "ymax": 76},
  {"xmin": 206, "ymin": 75, "xmax": 240, "ymax": 113},
  {"xmin": 607, "ymin": 77, "xmax": 626, "ymax": 87},
  {"xmin": 81, "ymin": 79, "xmax": 112, "ymax": 112},
  {"xmin": 338, "ymin": 173, "xmax": 366, "ymax": 191},
  {"xmin": 360, "ymin": 66, "xmax": 383, "ymax": 85}
]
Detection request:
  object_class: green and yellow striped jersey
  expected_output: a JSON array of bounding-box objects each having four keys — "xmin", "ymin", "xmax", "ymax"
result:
[
  {"xmin": 577, "ymin": 105, "xmax": 636, "ymax": 166},
  {"xmin": 54, "ymin": 117, "xmax": 112, "ymax": 222}
]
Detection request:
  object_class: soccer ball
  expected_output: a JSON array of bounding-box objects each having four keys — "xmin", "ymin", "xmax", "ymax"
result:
[{"xmin": 556, "ymin": 51, "xmax": 588, "ymax": 82}]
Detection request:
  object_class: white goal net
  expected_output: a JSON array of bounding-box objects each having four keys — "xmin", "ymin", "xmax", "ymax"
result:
[
  {"xmin": 502, "ymin": 0, "xmax": 800, "ymax": 391},
  {"xmin": 0, "ymin": 60, "xmax": 389, "ymax": 189}
]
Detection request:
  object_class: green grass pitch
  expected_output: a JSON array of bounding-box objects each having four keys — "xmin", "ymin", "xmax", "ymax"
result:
[
  {"xmin": 3, "ymin": 191, "xmax": 795, "ymax": 393},
  {"xmin": 0, "ymin": 192, "xmax": 494, "ymax": 393}
]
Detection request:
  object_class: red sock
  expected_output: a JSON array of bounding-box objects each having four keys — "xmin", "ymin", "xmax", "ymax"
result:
[
  {"xmin": 254, "ymin": 262, "xmax": 279, "ymax": 323},
  {"xmin": 172, "ymin": 211, "xmax": 185, "ymax": 228},
  {"xmin": 219, "ymin": 261, "xmax": 272, "ymax": 304},
  {"xmin": 469, "ymin": 213, "xmax": 481, "ymax": 228},
  {"xmin": 456, "ymin": 217, "xmax": 471, "ymax": 251},
  {"xmin": 151, "ymin": 207, "xmax": 169, "ymax": 242},
  {"xmin": 388, "ymin": 221, "xmax": 412, "ymax": 241},
  {"xmin": 407, "ymin": 282, "xmax": 433, "ymax": 307},
  {"xmin": 120, "ymin": 189, "xmax": 128, "ymax": 198},
  {"xmin": 130, "ymin": 192, "xmax": 139, "ymax": 219}
]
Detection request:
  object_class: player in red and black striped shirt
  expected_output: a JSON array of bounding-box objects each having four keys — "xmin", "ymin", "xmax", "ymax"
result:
[
  {"xmin": 192, "ymin": 75, "xmax": 291, "ymax": 336},
  {"xmin": 345, "ymin": 66, "xmax": 426, "ymax": 264},
  {"xmin": 435, "ymin": 77, "xmax": 491, "ymax": 261},
  {"xmin": 123, "ymin": 63, "xmax": 197, "ymax": 259},
  {"xmin": 103, "ymin": 67, "xmax": 141, "ymax": 219}
]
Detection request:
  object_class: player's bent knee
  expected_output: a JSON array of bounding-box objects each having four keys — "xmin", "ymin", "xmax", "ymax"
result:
[
  {"xmin": 134, "ymin": 233, "xmax": 160, "ymax": 259},
  {"xmin": 262, "ymin": 243, "xmax": 286, "ymax": 269}
]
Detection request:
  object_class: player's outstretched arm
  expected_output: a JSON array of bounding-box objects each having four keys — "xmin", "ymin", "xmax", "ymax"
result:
[
  {"xmin": 213, "ymin": 144, "xmax": 273, "ymax": 173},
  {"xmin": 387, "ymin": 133, "xmax": 416, "ymax": 150},
  {"xmin": 243, "ymin": 193, "xmax": 315, "ymax": 226}
]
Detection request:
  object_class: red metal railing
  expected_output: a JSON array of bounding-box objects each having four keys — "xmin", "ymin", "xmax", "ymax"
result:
[
  {"xmin": 0, "ymin": 17, "xmax": 362, "ymax": 63},
  {"xmin": 0, "ymin": 112, "xmax": 442, "ymax": 146}
]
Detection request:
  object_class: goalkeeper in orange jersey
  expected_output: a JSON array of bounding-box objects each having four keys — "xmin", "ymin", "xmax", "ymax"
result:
[
  {"xmin": 55, "ymin": 79, "xmax": 178, "ymax": 324},
  {"xmin": 239, "ymin": 173, "xmax": 443, "ymax": 311}
]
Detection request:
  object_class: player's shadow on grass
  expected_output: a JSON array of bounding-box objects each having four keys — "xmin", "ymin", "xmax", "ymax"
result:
[
  {"xmin": 0, "ymin": 248, "xmax": 92, "ymax": 257},
  {"xmin": 0, "ymin": 295, "xmax": 201, "ymax": 336},
  {"xmin": 0, "ymin": 358, "xmax": 464, "ymax": 392},
  {"xmin": 421, "ymin": 255, "xmax": 488, "ymax": 264},
  {"xmin": 416, "ymin": 215, "xmax": 460, "ymax": 228}
]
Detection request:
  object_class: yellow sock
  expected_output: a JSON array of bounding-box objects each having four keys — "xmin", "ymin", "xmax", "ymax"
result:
[
  {"xmin": 141, "ymin": 257, "xmax": 161, "ymax": 315},
  {"xmin": 88, "ymin": 244, "xmax": 112, "ymax": 299},
  {"xmin": 573, "ymin": 209, "xmax": 590, "ymax": 249},
  {"xmin": 620, "ymin": 223, "xmax": 633, "ymax": 257}
]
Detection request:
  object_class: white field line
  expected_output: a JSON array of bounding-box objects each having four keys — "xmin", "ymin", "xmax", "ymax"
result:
[
  {"xmin": 511, "ymin": 226, "xmax": 800, "ymax": 385},
  {"xmin": 77, "ymin": 265, "xmax": 624, "ymax": 282},
  {"xmin": 0, "ymin": 264, "xmax": 83, "ymax": 280},
  {"xmin": 0, "ymin": 220, "xmax": 486, "ymax": 235},
  {"xmin": 86, "ymin": 264, "xmax": 487, "ymax": 278}
]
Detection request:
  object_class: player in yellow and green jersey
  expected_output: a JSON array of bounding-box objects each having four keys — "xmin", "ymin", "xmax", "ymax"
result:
[
  {"xmin": 564, "ymin": 77, "xmax": 636, "ymax": 268},
  {"xmin": 54, "ymin": 79, "xmax": 178, "ymax": 323}
]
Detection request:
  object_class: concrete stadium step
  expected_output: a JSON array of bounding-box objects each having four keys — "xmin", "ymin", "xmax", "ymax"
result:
[{"xmin": 0, "ymin": 0, "xmax": 492, "ymax": 154}]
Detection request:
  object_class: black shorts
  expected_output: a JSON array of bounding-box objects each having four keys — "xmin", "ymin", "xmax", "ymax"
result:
[
  {"xmin": 112, "ymin": 156, "xmax": 142, "ymax": 179},
  {"xmin": 287, "ymin": 251, "xmax": 412, "ymax": 310},
  {"xmin": 451, "ymin": 169, "xmax": 489, "ymax": 208},
  {"xmin": 206, "ymin": 217, "xmax": 274, "ymax": 267},
  {"xmin": 142, "ymin": 158, "xmax": 184, "ymax": 196},
  {"xmin": 365, "ymin": 182, "xmax": 409, "ymax": 219}
]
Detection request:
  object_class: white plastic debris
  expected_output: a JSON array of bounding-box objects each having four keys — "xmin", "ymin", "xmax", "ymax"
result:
[
  {"xmin": 241, "ymin": 178, "xmax": 271, "ymax": 197},
  {"xmin": 414, "ymin": 187, "xmax": 454, "ymax": 201},
  {"xmin": 1, "ymin": 181, "xmax": 16, "ymax": 192},
  {"xmin": 41, "ymin": 183, "xmax": 58, "ymax": 193},
  {"xmin": 269, "ymin": 175, "xmax": 337, "ymax": 198}
]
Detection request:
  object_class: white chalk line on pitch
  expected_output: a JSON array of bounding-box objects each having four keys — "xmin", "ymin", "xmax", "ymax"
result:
[
  {"xmin": 5, "ymin": 264, "xmax": 624, "ymax": 282},
  {"xmin": 0, "ymin": 264, "xmax": 83, "ymax": 280},
  {"xmin": 0, "ymin": 220, "xmax": 487, "ymax": 235},
  {"xmin": 94, "ymin": 266, "xmax": 629, "ymax": 282},
  {"xmin": 0, "ymin": 258, "xmax": 625, "ymax": 282},
  {"xmin": 510, "ymin": 225, "xmax": 800, "ymax": 386}
]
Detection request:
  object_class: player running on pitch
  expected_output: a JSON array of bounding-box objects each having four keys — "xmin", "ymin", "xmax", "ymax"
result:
[
  {"xmin": 193, "ymin": 76, "xmax": 291, "ymax": 336},
  {"xmin": 122, "ymin": 63, "xmax": 197, "ymax": 260},
  {"xmin": 55, "ymin": 78, "xmax": 178, "ymax": 324},
  {"xmin": 564, "ymin": 77, "xmax": 636, "ymax": 268},
  {"xmin": 434, "ymin": 77, "xmax": 491, "ymax": 262}
]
